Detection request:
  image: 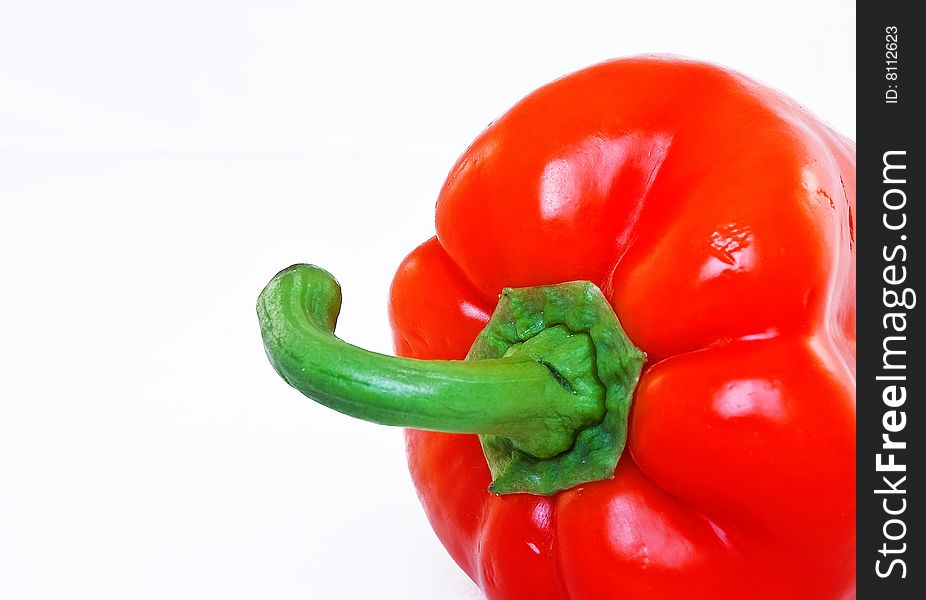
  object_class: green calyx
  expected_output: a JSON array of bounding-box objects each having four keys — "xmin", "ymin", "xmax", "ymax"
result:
[
  {"xmin": 469, "ymin": 281, "xmax": 646, "ymax": 494},
  {"xmin": 257, "ymin": 264, "xmax": 645, "ymax": 496}
]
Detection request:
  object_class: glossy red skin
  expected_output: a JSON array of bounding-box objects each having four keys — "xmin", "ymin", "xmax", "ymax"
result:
[{"xmin": 389, "ymin": 57, "xmax": 856, "ymax": 600}]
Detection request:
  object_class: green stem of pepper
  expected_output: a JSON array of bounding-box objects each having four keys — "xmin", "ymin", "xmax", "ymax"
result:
[{"xmin": 257, "ymin": 264, "xmax": 645, "ymax": 495}]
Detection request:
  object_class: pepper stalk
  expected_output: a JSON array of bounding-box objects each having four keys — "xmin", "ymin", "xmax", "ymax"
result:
[{"xmin": 257, "ymin": 264, "xmax": 645, "ymax": 495}]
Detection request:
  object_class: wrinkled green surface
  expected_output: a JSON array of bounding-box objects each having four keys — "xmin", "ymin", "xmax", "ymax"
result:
[{"xmin": 469, "ymin": 282, "xmax": 646, "ymax": 495}]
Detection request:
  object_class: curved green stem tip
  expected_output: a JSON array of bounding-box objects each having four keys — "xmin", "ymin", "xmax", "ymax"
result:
[{"xmin": 257, "ymin": 264, "xmax": 645, "ymax": 496}]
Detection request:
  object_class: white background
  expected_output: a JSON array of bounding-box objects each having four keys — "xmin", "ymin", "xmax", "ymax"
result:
[{"xmin": 1, "ymin": 2, "xmax": 854, "ymax": 598}]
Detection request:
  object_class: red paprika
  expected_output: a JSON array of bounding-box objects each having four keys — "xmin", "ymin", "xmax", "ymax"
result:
[{"xmin": 259, "ymin": 56, "xmax": 856, "ymax": 599}]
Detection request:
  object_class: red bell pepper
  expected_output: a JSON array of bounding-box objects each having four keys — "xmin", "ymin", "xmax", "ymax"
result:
[{"xmin": 258, "ymin": 56, "xmax": 856, "ymax": 599}]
